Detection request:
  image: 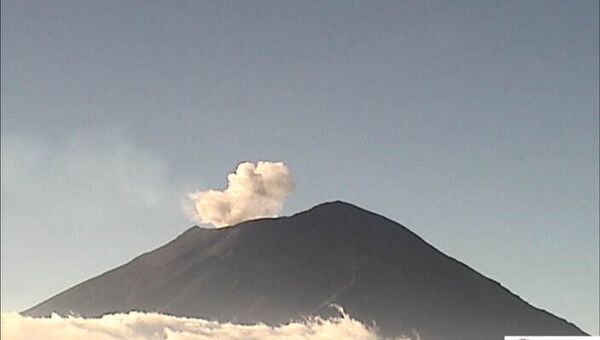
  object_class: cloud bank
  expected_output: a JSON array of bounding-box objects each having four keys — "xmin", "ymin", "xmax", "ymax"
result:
[
  {"xmin": 1, "ymin": 130, "xmax": 185, "ymax": 311},
  {"xmin": 187, "ymin": 161, "xmax": 294, "ymax": 228},
  {"xmin": 0, "ymin": 308, "xmax": 393, "ymax": 340}
]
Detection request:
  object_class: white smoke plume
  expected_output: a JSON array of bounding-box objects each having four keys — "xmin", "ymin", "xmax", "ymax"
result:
[
  {"xmin": 187, "ymin": 161, "xmax": 294, "ymax": 228},
  {"xmin": 0, "ymin": 308, "xmax": 400, "ymax": 340}
]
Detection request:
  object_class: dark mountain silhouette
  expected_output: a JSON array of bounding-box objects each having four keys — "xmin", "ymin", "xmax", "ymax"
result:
[{"xmin": 25, "ymin": 201, "xmax": 586, "ymax": 339}]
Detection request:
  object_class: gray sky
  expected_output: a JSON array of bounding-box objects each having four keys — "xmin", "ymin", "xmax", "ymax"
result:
[{"xmin": 1, "ymin": 0, "xmax": 598, "ymax": 334}]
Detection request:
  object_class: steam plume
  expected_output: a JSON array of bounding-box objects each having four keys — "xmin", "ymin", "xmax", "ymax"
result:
[{"xmin": 187, "ymin": 161, "xmax": 293, "ymax": 228}]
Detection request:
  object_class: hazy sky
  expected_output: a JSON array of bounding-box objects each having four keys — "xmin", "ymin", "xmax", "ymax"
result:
[{"xmin": 1, "ymin": 0, "xmax": 598, "ymax": 334}]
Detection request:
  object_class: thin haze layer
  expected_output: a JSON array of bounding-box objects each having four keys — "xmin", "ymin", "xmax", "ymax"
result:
[{"xmin": 0, "ymin": 309, "xmax": 396, "ymax": 340}]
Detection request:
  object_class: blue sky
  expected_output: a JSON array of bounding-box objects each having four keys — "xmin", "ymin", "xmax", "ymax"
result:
[{"xmin": 1, "ymin": 0, "xmax": 598, "ymax": 334}]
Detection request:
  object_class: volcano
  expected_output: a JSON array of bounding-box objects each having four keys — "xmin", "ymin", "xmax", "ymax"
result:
[{"xmin": 24, "ymin": 201, "xmax": 586, "ymax": 339}]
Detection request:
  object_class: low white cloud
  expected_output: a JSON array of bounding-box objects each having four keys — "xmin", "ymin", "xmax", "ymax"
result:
[
  {"xmin": 0, "ymin": 307, "xmax": 399, "ymax": 340},
  {"xmin": 187, "ymin": 161, "xmax": 294, "ymax": 228}
]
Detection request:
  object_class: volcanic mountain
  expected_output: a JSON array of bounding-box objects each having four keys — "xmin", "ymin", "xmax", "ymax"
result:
[{"xmin": 25, "ymin": 201, "xmax": 586, "ymax": 339}]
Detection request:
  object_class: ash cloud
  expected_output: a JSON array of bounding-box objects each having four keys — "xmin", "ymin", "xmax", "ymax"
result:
[
  {"xmin": 0, "ymin": 307, "xmax": 395, "ymax": 340},
  {"xmin": 187, "ymin": 161, "xmax": 294, "ymax": 228}
]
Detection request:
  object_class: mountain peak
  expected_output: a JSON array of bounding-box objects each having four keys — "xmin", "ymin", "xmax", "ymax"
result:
[
  {"xmin": 24, "ymin": 200, "xmax": 587, "ymax": 339},
  {"xmin": 299, "ymin": 200, "xmax": 372, "ymax": 217},
  {"xmin": 311, "ymin": 200, "xmax": 359, "ymax": 209}
]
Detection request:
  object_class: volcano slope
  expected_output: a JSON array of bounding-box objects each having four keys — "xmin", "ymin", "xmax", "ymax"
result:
[{"xmin": 25, "ymin": 201, "xmax": 586, "ymax": 339}]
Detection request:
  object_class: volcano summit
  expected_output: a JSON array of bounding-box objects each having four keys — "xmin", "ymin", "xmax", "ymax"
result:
[{"xmin": 25, "ymin": 201, "xmax": 586, "ymax": 339}]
